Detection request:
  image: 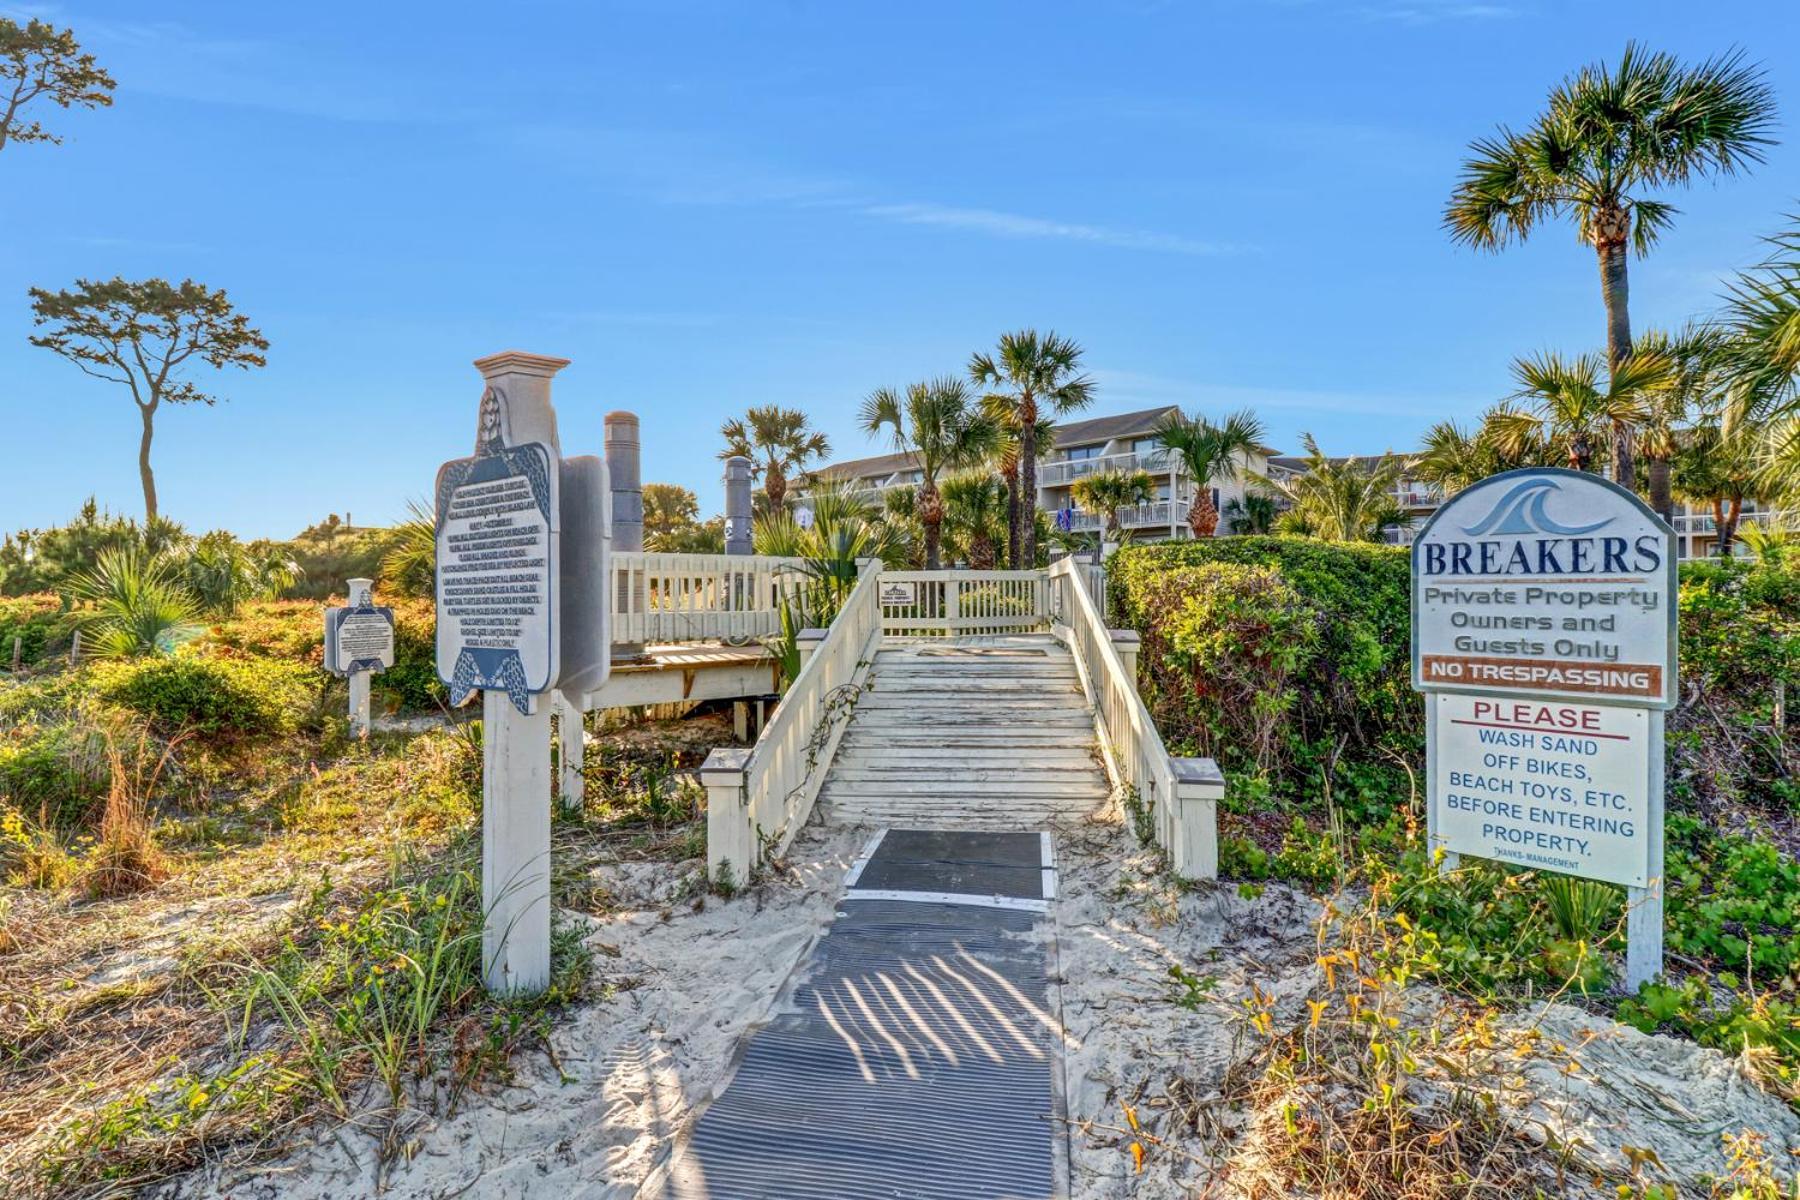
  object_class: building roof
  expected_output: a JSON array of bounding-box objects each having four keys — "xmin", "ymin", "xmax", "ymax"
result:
[
  {"xmin": 811, "ymin": 449, "xmax": 920, "ymax": 482},
  {"xmin": 1049, "ymin": 405, "xmax": 1181, "ymax": 449},
  {"xmin": 1268, "ymin": 452, "xmax": 1414, "ymax": 472}
]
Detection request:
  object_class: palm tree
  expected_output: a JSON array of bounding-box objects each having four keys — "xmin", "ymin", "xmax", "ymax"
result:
[
  {"xmin": 1633, "ymin": 325, "xmax": 1731, "ymax": 523},
  {"xmin": 940, "ymin": 471, "xmax": 1009, "ymax": 569},
  {"xmin": 718, "ymin": 405, "xmax": 831, "ymax": 510},
  {"xmin": 1675, "ymin": 416, "xmax": 1766, "ymax": 558},
  {"xmin": 1147, "ymin": 408, "xmax": 1266, "ymax": 538},
  {"xmin": 982, "ymin": 408, "xmax": 1055, "ymax": 570},
  {"xmin": 380, "ymin": 500, "xmax": 438, "ymax": 599},
  {"xmin": 1445, "ymin": 44, "xmax": 1777, "ymax": 490},
  {"xmin": 1221, "ymin": 493, "xmax": 1277, "ymax": 535},
  {"xmin": 970, "ymin": 331, "xmax": 1096, "ymax": 569},
  {"xmin": 1488, "ymin": 349, "xmax": 1673, "ymax": 473},
  {"xmin": 1268, "ymin": 436, "xmax": 1411, "ymax": 543},
  {"xmin": 1414, "ymin": 403, "xmax": 1561, "ymax": 496},
  {"xmin": 860, "ymin": 377, "xmax": 997, "ymax": 570},
  {"xmin": 1070, "ymin": 469, "xmax": 1155, "ymax": 542}
]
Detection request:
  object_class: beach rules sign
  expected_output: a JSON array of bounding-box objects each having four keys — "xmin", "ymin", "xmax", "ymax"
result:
[{"xmin": 1411, "ymin": 467, "xmax": 1676, "ymax": 987}]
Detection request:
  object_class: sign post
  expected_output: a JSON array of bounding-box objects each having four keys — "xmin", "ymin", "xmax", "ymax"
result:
[
  {"xmin": 1411, "ymin": 468, "xmax": 1676, "ymax": 990},
  {"xmin": 435, "ymin": 351, "xmax": 610, "ymax": 996},
  {"xmin": 324, "ymin": 577, "xmax": 395, "ymax": 737}
]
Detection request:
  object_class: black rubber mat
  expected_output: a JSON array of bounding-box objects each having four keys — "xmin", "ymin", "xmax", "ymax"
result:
[
  {"xmin": 649, "ymin": 834, "xmax": 1062, "ymax": 1200},
  {"xmin": 852, "ymin": 829, "xmax": 1047, "ymax": 900}
]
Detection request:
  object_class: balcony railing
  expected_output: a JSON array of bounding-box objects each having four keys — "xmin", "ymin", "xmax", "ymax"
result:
[
  {"xmin": 1039, "ymin": 450, "xmax": 1163, "ymax": 487},
  {"xmin": 1673, "ymin": 508, "xmax": 1794, "ymax": 536},
  {"xmin": 1064, "ymin": 500, "xmax": 1190, "ymax": 532}
]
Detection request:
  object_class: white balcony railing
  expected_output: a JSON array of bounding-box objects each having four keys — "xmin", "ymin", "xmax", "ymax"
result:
[
  {"xmin": 1038, "ymin": 450, "xmax": 1160, "ymax": 488},
  {"xmin": 1673, "ymin": 508, "xmax": 1795, "ymax": 537},
  {"xmin": 1064, "ymin": 500, "xmax": 1190, "ymax": 533}
]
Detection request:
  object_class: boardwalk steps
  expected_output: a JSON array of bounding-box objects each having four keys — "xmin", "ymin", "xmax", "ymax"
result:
[{"xmin": 819, "ymin": 635, "xmax": 1112, "ymax": 829}]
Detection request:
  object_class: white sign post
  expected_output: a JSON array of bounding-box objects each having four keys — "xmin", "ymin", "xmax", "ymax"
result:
[
  {"xmin": 1412, "ymin": 468, "xmax": 1676, "ymax": 990},
  {"xmin": 436, "ymin": 351, "xmax": 610, "ymax": 996},
  {"xmin": 324, "ymin": 577, "xmax": 395, "ymax": 737}
]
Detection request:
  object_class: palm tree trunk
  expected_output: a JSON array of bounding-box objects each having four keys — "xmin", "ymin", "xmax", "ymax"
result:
[
  {"xmin": 1003, "ymin": 473, "xmax": 1020, "ymax": 569},
  {"xmin": 1596, "ymin": 214, "xmax": 1636, "ymax": 491},
  {"xmin": 919, "ymin": 481, "xmax": 943, "ymax": 571},
  {"xmin": 766, "ymin": 466, "xmax": 787, "ymax": 510},
  {"xmin": 1188, "ymin": 486, "xmax": 1220, "ymax": 538},
  {"xmin": 138, "ymin": 402, "xmax": 159, "ymax": 523},
  {"xmin": 1570, "ymin": 430, "xmax": 1594, "ymax": 473},
  {"xmin": 1719, "ymin": 495, "xmax": 1744, "ymax": 558},
  {"xmin": 1648, "ymin": 456, "xmax": 1674, "ymax": 525},
  {"xmin": 1018, "ymin": 402, "xmax": 1040, "ymax": 569}
]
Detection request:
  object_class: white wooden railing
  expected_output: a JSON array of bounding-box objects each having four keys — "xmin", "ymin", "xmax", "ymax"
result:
[
  {"xmin": 877, "ymin": 570, "xmax": 1050, "ymax": 637},
  {"xmin": 700, "ymin": 563, "xmax": 884, "ymax": 883},
  {"xmin": 610, "ymin": 552, "xmax": 810, "ymax": 644},
  {"xmin": 1048, "ymin": 557, "xmax": 1221, "ymax": 878}
]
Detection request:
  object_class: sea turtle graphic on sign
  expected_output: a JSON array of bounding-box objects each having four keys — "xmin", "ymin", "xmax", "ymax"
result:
[{"xmin": 434, "ymin": 386, "xmax": 560, "ymax": 713}]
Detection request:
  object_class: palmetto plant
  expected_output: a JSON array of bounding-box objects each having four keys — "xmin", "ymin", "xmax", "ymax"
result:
[
  {"xmin": 1719, "ymin": 219, "xmax": 1800, "ymax": 502},
  {"xmin": 67, "ymin": 546, "xmax": 201, "ymax": 657},
  {"xmin": 184, "ymin": 530, "xmax": 300, "ymax": 614},
  {"xmin": 1675, "ymin": 415, "xmax": 1766, "ymax": 558},
  {"xmin": 1489, "ymin": 349, "xmax": 1674, "ymax": 473},
  {"xmin": 1445, "ymin": 44, "xmax": 1777, "ymax": 490},
  {"xmin": 1268, "ymin": 435, "xmax": 1411, "ymax": 543},
  {"xmin": 1070, "ymin": 469, "xmax": 1155, "ymax": 541},
  {"xmin": 755, "ymin": 478, "xmax": 902, "ymax": 619},
  {"xmin": 718, "ymin": 405, "xmax": 831, "ymax": 510},
  {"xmin": 982, "ymin": 409, "xmax": 1055, "ymax": 570},
  {"xmin": 380, "ymin": 499, "xmax": 438, "ymax": 599},
  {"xmin": 1148, "ymin": 407, "xmax": 1266, "ymax": 538},
  {"xmin": 1634, "ymin": 325, "xmax": 1732, "ymax": 522},
  {"xmin": 940, "ymin": 471, "xmax": 1009, "ymax": 570},
  {"xmin": 970, "ymin": 330, "xmax": 1096, "ymax": 569},
  {"xmin": 1414, "ymin": 403, "xmax": 1560, "ymax": 496},
  {"xmin": 860, "ymin": 377, "xmax": 996, "ymax": 570}
]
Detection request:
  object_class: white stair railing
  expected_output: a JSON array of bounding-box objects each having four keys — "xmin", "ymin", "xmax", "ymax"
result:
[
  {"xmin": 877, "ymin": 569, "xmax": 1050, "ymax": 637},
  {"xmin": 700, "ymin": 562, "xmax": 884, "ymax": 884},
  {"xmin": 1048, "ymin": 557, "xmax": 1222, "ymax": 878},
  {"xmin": 610, "ymin": 552, "xmax": 811, "ymax": 645}
]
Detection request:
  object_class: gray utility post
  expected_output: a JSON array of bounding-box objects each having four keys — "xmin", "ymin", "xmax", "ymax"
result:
[
  {"xmin": 724, "ymin": 455, "xmax": 754, "ymax": 556},
  {"xmin": 607, "ymin": 411, "xmax": 646, "ymax": 660}
]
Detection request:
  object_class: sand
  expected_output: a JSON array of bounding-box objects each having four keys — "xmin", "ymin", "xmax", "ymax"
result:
[
  {"xmin": 159, "ymin": 811, "xmax": 1800, "ymax": 1199},
  {"xmin": 154, "ymin": 822, "xmax": 872, "ymax": 1200}
]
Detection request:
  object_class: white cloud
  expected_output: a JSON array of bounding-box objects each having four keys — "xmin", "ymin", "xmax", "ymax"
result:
[{"xmin": 860, "ymin": 202, "xmax": 1242, "ymax": 256}]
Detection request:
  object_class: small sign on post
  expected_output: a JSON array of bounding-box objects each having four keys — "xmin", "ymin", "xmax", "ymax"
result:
[
  {"xmin": 1411, "ymin": 468, "xmax": 1676, "ymax": 990},
  {"xmin": 324, "ymin": 577, "xmax": 395, "ymax": 737}
]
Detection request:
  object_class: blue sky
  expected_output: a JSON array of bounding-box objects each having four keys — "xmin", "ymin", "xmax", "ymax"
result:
[{"xmin": 1, "ymin": 1, "xmax": 1797, "ymax": 538}]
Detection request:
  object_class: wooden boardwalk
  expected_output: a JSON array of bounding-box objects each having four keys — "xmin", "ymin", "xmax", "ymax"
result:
[{"xmin": 820, "ymin": 635, "xmax": 1112, "ymax": 829}]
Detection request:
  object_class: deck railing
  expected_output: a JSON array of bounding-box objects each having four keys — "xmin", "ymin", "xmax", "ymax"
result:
[
  {"xmin": 700, "ymin": 562, "xmax": 884, "ymax": 882},
  {"xmin": 1048, "ymin": 557, "xmax": 1221, "ymax": 878},
  {"xmin": 610, "ymin": 552, "xmax": 811, "ymax": 645},
  {"xmin": 876, "ymin": 569, "xmax": 1051, "ymax": 637}
]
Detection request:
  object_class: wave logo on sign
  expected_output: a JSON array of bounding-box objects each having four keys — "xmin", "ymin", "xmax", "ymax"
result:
[{"xmin": 1459, "ymin": 478, "xmax": 1613, "ymax": 538}]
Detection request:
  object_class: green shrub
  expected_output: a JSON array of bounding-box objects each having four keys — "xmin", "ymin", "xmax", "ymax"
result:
[
  {"xmin": 93, "ymin": 654, "xmax": 317, "ymax": 738},
  {"xmin": 1110, "ymin": 536, "xmax": 1416, "ymax": 794},
  {"xmin": 0, "ymin": 593, "xmax": 66, "ymax": 667},
  {"xmin": 204, "ymin": 595, "xmax": 442, "ymax": 713}
]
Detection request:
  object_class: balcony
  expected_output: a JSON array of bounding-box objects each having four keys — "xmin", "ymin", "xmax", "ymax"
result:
[
  {"xmin": 1063, "ymin": 499, "xmax": 1191, "ymax": 533},
  {"xmin": 1674, "ymin": 509, "xmax": 1795, "ymax": 537},
  {"xmin": 1392, "ymin": 485, "xmax": 1443, "ymax": 509},
  {"xmin": 1039, "ymin": 450, "xmax": 1163, "ymax": 488}
]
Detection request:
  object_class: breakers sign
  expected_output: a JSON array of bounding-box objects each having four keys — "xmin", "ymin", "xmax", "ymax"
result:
[
  {"xmin": 1412, "ymin": 470, "xmax": 1676, "ymax": 708},
  {"xmin": 1412, "ymin": 468, "xmax": 1676, "ymax": 987}
]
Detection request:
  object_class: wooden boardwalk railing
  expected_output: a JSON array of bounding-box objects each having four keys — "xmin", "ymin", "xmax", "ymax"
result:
[
  {"xmin": 610, "ymin": 552, "xmax": 810, "ymax": 645},
  {"xmin": 1048, "ymin": 557, "xmax": 1221, "ymax": 878}
]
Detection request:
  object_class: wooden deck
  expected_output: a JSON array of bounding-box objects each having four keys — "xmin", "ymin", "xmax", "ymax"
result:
[{"xmin": 589, "ymin": 641, "xmax": 781, "ymax": 709}]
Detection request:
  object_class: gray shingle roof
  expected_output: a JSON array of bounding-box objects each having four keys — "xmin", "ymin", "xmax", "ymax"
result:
[
  {"xmin": 1049, "ymin": 405, "xmax": 1182, "ymax": 449},
  {"xmin": 812, "ymin": 449, "xmax": 920, "ymax": 482}
]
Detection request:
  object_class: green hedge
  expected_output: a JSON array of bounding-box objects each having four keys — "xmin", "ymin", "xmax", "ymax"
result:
[
  {"xmin": 1109, "ymin": 537, "xmax": 1418, "ymax": 803},
  {"xmin": 93, "ymin": 654, "xmax": 319, "ymax": 738}
]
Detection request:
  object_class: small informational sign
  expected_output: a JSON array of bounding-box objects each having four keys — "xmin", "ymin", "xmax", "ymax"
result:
[
  {"xmin": 435, "ymin": 387, "xmax": 559, "ymax": 713},
  {"xmin": 325, "ymin": 588, "xmax": 395, "ymax": 677},
  {"xmin": 1413, "ymin": 469, "xmax": 1676, "ymax": 708},
  {"xmin": 879, "ymin": 580, "xmax": 917, "ymax": 607},
  {"xmin": 1431, "ymin": 692, "xmax": 1649, "ymax": 888}
]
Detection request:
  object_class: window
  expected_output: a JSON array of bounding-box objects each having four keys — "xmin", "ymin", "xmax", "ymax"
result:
[
  {"xmin": 1133, "ymin": 437, "xmax": 1163, "ymax": 456},
  {"xmin": 1064, "ymin": 445, "xmax": 1102, "ymax": 461}
]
